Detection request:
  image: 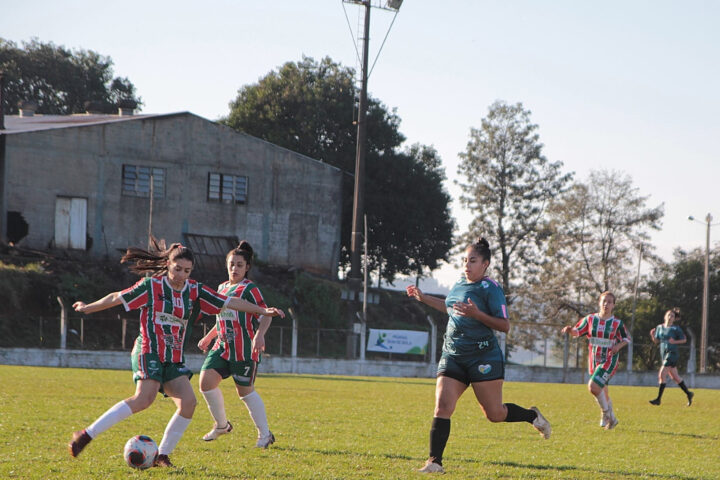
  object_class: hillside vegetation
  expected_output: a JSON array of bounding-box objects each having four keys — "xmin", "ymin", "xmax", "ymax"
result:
[{"xmin": 0, "ymin": 253, "xmax": 445, "ymax": 353}]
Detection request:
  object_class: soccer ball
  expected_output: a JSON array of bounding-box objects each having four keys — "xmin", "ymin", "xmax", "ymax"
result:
[{"xmin": 123, "ymin": 435, "xmax": 158, "ymax": 469}]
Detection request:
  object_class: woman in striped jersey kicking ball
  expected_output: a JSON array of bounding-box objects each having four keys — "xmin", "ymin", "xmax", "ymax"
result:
[
  {"xmin": 68, "ymin": 237, "xmax": 284, "ymax": 467},
  {"xmin": 196, "ymin": 241, "xmax": 276, "ymax": 449},
  {"xmin": 561, "ymin": 291, "xmax": 630, "ymax": 430}
]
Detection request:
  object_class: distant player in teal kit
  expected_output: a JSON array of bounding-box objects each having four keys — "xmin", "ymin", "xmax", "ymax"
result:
[
  {"xmin": 407, "ymin": 237, "xmax": 551, "ymax": 474},
  {"xmin": 649, "ymin": 308, "xmax": 694, "ymax": 406}
]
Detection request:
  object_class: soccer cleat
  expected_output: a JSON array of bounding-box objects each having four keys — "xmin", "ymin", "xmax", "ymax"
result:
[
  {"xmin": 649, "ymin": 398, "xmax": 661, "ymax": 406},
  {"xmin": 68, "ymin": 429, "xmax": 92, "ymax": 457},
  {"xmin": 530, "ymin": 407, "xmax": 551, "ymax": 439},
  {"xmin": 255, "ymin": 431, "xmax": 275, "ymax": 448},
  {"xmin": 418, "ymin": 458, "xmax": 445, "ymax": 474},
  {"xmin": 687, "ymin": 391, "xmax": 694, "ymax": 407},
  {"xmin": 604, "ymin": 412, "xmax": 619, "ymax": 430},
  {"xmin": 599, "ymin": 411, "xmax": 607, "ymax": 428},
  {"xmin": 202, "ymin": 421, "xmax": 233, "ymax": 441},
  {"xmin": 154, "ymin": 454, "xmax": 173, "ymax": 467}
]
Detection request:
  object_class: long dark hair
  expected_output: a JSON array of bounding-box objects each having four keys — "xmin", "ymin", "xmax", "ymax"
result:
[
  {"xmin": 226, "ymin": 240, "xmax": 254, "ymax": 278},
  {"xmin": 121, "ymin": 235, "xmax": 194, "ymax": 277}
]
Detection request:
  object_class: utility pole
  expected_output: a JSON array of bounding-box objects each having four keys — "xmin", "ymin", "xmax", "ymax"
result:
[{"xmin": 349, "ymin": 0, "xmax": 371, "ymax": 284}]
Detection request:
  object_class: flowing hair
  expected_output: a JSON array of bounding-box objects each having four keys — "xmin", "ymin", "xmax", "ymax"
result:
[{"xmin": 121, "ymin": 235, "xmax": 194, "ymax": 277}]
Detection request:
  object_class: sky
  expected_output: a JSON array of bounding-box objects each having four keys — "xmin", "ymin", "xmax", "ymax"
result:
[{"xmin": 3, "ymin": 0, "xmax": 719, "ymax": 293}]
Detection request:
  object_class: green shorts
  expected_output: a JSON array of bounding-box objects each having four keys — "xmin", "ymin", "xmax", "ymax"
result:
[
  {"xmin": 201, "ymin": 348, "xmax": 258, "ymax": 387},
  {"xmin": 131, "ymin": 351, "xmax": 193, "ymax": 387}
]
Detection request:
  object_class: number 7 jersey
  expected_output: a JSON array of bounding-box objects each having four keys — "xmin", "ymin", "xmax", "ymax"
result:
[{"xmin": 212, "ymin": 278, "xmax": 268, "ymax": 362}]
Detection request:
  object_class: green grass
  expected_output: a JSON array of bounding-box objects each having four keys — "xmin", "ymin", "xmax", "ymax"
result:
[{"xmin": 0, "ymin": 366, "xmax": 717, "ymax": 479}]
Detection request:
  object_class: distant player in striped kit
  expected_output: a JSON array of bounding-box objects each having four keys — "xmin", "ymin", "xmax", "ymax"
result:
[
  {"xmin": 408, "ymin": 238, "xmax": 551, "ymax": 474},
  {"xmin": 197, "ymin": 241, "xmax": 276, "ymax": 448},
  {"xmin": 649, "ymin": 308, "xmax": 694, "ymax": 406},
  {"xmin": 561, "ymin": 291, "xmax": 630, "ymax": 430},
  {"xmin": 68, "ymin": 237, "xmax": 284, "ymax": 467}
]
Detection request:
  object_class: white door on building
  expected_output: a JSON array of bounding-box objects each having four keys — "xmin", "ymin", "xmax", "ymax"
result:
[{"xmin": 55, "ymin": 197, "xmax": 87, "ymax": 249}]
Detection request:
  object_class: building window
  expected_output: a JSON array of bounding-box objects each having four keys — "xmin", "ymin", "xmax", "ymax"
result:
[
  {"xmin": 208, "ymin": 172, "xmax": 248, "ymax": 204},
  {"xmin": 122, "ymin": 165, "xmax": 165, "ymax": 198}
]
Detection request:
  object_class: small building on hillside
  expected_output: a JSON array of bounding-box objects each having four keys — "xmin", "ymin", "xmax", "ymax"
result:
[{"xmin": 0, "ymin": 110, "xmax": 342, "ymax": 276}]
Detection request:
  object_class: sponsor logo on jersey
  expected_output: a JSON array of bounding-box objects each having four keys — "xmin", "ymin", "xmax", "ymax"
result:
[
  {"xmin": 481, "ymin": 281, "xmax": 489, "ymax": 289},
  {"xmin": 154, "ymin": 312, "xmax": 188, "ymax": 328},
  {"xmin": 478, "ymin": 364, "xmax": 492, "ymax": 374}
]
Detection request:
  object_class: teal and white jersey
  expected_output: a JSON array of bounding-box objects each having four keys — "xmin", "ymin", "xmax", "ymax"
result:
[
  {"xmin": 654, "ymin": 324, "xmax": 685, "ymax": 359},
  {"xmin": 443, "ymin": 276, "xmax": 508, "ymax": 356}
]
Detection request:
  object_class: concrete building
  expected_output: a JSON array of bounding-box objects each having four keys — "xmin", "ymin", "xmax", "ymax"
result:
[{"xmin": 0, "ymin": 110, "xmax": 342, "ymax": 276}]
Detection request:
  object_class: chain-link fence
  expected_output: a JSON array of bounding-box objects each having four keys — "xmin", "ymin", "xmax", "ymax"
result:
[{"xmin": 2, "ymin": 313, "xmax": 714, "ymax": 373}]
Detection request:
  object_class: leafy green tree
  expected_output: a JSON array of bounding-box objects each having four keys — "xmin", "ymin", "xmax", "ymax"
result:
[
  {"xmin": 224, "ymin": 56, "xmax": 452, "ymax": 282},
  {"xmin": 457, "ymin": 100, "xmax": 573, "ymax": 297},
  {"xmin": 0, "ymin": 38, "xmax": 141, "ymax": 114}
]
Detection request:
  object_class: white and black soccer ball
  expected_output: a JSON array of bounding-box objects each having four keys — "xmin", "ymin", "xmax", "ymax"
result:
[{"xmin": 123, "ymin": 435, "xmax": 158, "ymax": 469}]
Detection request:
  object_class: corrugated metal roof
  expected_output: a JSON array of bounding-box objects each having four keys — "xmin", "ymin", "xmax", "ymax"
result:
[{"xmin": 0, "ymin": 112, "xmax": 188, "ymax": 134}]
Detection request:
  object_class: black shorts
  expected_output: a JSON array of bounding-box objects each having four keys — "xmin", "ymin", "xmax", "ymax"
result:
[{"xmin": 437, "ymin": 349, "xmax": 505, "ymax": 384}]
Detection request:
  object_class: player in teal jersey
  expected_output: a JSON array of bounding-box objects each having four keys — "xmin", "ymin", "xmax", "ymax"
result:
[
  {"xmin": 407, "ymin": 238, "xmax": 550, "ymax": 474},
  {"xmin": 197, "ymin": 241, "xmax": 276, "ymax": 448},
  {"xmin": 649, "ymin": 308, "xmax": 694, "ymax": 406},
  {"xmin": 68, "ymin": 237, "xmax": 284, "ymax": 467},
  {"xmin": 561, "ymin": 291, "xmax": 629, "ymax": 430}
]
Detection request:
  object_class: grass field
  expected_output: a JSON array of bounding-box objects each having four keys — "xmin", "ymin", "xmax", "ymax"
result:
[{"xmin": 0, "ymin": 365, "xmax": 718, "ymax": 479}]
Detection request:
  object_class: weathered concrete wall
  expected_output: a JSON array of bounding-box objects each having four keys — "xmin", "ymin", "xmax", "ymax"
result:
[
  {"xmin": 4, "ymin": 113, "xmax": 342, "ymax": 274},
  {"xmin": 2, "ymin": 348, "xmax": 719, "ymax": 389}
]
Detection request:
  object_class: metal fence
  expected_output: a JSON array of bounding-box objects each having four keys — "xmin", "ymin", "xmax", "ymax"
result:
[{"xmin": 1, "ymin": 312, "xmax": 712, "ymax": 373}]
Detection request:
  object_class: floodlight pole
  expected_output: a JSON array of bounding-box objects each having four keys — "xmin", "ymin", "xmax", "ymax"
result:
[
  {"xmin": 349, "ymin": 0, "xmax": 371, "ymax": 285},
  {"xmin": 689, "ymin": 213, "xmax": 714, "ymax": 373},
  {"xmin": 701, "ymin": 214, "xmax": 712, "ymax": 373}
]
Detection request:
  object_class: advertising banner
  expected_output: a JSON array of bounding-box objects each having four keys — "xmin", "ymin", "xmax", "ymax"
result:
[{"xmin": 366, "ymin": 329, "xmax": 428, "ymax": 355}]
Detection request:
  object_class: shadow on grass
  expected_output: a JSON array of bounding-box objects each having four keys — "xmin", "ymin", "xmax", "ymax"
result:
[
  {"xmin": 483, "ymin": 460, "xmax": 701, "ymax": 480},
  {"xmin": 263, "ymin": 446, "xmax": 707, "ymax": 479},
  {"xmin": 635, "ymin": 429, "xmax": 718, "ymax": 440}
]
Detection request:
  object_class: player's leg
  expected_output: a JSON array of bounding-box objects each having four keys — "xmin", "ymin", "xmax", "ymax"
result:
[
  {"xmin": 69, "ymin": 352, "xmax": 162, "ymax": 458},
  {"xmin": 650, "ymin": 366, "xmax": 669, "ymax": 405},
  {"xmin": 155, "ymin": 372, "xmax": 196, "ymax": 467},
  {"xmin": 470, "ymin": 378, "xmax": 550, "ymax": 439},
  {"xmin": 199, "ymin": 349, "xmax": 233, "ymax": 441},
  {"xmin": 668, "ymin": 366, "xmax": 694, "ymax": 405},
  {"xmin": 233, "ymin": 360, "xmax": 273, "ymax": 448},
  {"xmin": 419, "ymin": 371, "xmax": 466, "ymax": 473},
  {"xmin": 69, "ymin": 379, "xmax": 160, "ymax": 458}
]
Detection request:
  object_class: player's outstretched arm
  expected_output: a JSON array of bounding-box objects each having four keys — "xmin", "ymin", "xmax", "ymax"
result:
[
  {"xmin": 226, "ymin": 297, "xmax": 285, "ymax": 318},
  {"xmin": 73, "ymin": 292, "xmax": 123, "ymax": 314},
  {"xmin": 406, "ymin": 285, "xmax": 447, "ymax": 313},
  {"xmin": 560, "ymin": 325, "xmax": 579, "ymax": 337}
]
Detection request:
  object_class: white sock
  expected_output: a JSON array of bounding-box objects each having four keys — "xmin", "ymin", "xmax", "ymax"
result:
[
  {"xmin": 241, "ymin": 390, "xmax": 270, "ymax": 437},
  {"xmin": 86, "ymin": 401, "xmax": 133, "ymax": 438},
  {"xmin": 595, "ymin": 393, "xmax": 609, "ymax": 413},
  {"xmin": 158, "ymin": 412, "xmax": 191, "ymax": 455},
  {"xmin": 201, "ymin": 387, "xmax": 227, "ymax": 427}
]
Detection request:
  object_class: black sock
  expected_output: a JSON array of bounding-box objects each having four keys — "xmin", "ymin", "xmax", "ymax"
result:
[
  {"xmin": 504, "ymin": 403, "xmax": 536, "ymax": 423},
  {"xmin": 429, "ymin": 417, "xmax": 450, "ymax": 466},
  {"xmin": 656, "ymin": 383, "xmax": 666, "ymax": 400},
  {"xmin": 678, "ymin": 381, "xmax": 691, "ymax": 395}
]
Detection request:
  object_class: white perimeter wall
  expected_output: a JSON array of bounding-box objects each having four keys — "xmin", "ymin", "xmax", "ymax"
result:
[{"xmin": 1, "ymin": 348, "xmax": 719, "ymax": 389}]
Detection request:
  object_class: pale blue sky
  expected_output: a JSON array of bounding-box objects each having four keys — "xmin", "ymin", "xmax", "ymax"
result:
[{"xmin": 4, "ymin": 1, "xmax": 719, "ymax": 290}]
